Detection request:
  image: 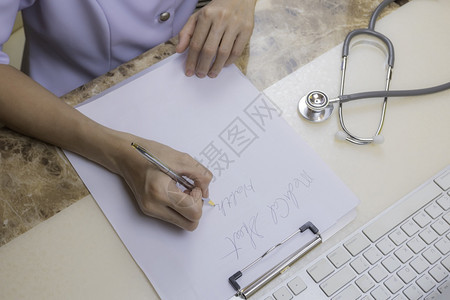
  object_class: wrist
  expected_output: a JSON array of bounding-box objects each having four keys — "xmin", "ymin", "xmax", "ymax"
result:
[
  {"xmin": 94, "ymin": 129, "xmax": 134, "ymax": 175},
  {"xmin": 72, "ymin": 119, "xmax": 133, "ymax": 175}
]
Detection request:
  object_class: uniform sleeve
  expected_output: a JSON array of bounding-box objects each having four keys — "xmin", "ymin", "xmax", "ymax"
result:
[{"xmin": 0, "ymin": 1, "xmax": 33, "ymax": 65}]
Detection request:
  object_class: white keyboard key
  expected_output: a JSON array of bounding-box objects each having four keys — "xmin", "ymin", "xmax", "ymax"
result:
[
  {"xmin": 407, "ymin": 236, "xmax": 426, "ymax": 254},
  {"xmin": 441, "ymin": 255, "xmax": 450, "ymax": 271},
  {"xmin": 437, "ymin": 194, "xmax": 450, "ymax": 210},
  {"xmin": 272, "ymin": 286, "xmax": 292, "ymax": 300},
  {"xmin": 426, "ymin": 202, "xmax": 444, "ymax": 219},
  {"xmin": 393, "ymin": 295, "xmax": 408, "ymax": 300},
  {"xmin": 319, "ymin": 265, "xmax": 356, "ymax": 297},
  {"xmin": 435, "ymin": 238, "xmax": 450, "ymax": 255},
  {"xmin": 389, "ymin": 229, "xmax": 408, "ymax": 246},
  {"xmin": 402, "ymin": 220, "xmax": 420, "ymax": 237},
  {"xmin": 424, "ymin": 291, "xmax": 441, "ymax": 300},
  {"xmin": 364, "ymin": 247, "xmax": 383, "ymax": 265},
  {"xmin": 332, "ymin": 284, "xmax": 361, "ymax": 300},
  {"xmin": 384, "ymin": 275, "xmax": 403, "ymax": 294},
  {"xmin": 369, "ymin": 265, "xmax": 388, "ymax": 283},
  {"xmin": 381, "ymin": 255, "xmax": 401, "ymax": 273},
  {"xmin": 307, "ymin": 258, "xmax": 334, "ymax": 283},
  {"xmin": 431, "ymin": 219, "xmax": 450, "ymax": 235},
  {"xmin": 327, "ymin": 246, "xmax": 351, "ymax": 268},
  {"xmin": 435, "ymin": 170, "xmax": 450, "ymax": 190},
  {"xmin": 419, "ymin": 228, "xmax": 439, "ymax": 245},
  {"xmin": 350, "ymin": 256, "xmax": 370, "ymax": 274},
  {"xmin": 363, "ymin": 181, "xmax": 442, "ymax": 242},
  {"xmin": 397, "ymin": 266, "xmax": 416, "ymax": 284},
  {"xmin": 443, "ymin": 212, "xmax": 450, "ymax": 224},
  {"xmin": 410, "ymin": 256, "xmax": 429, "ymax": 274},
  {"xmin": 422, "ymin": 247, "xmax": 442, "ymax": 264},
  {"xmin": 438, "ymin": 280, "xmax": 450, "ymax": 293},
  {"xmin": 413, "ymin": 211, "xmax": 432, "ymax": 227},
  {"xmin": 416, "ymin": 274, "xmax": 436, "ymax": 293},
  {"xmin": 376, "ymin": 238, "xmax": 396, "ymax": 255},
  {"xmin": 403, "ymin": 284, "xmax": 422, "ymax": 300},
  {"xmin": 344, "ymin": 233, "xmax": 371, "ymax": 256},
  {"xmin": 429, "ymin": 264, "xmax": 448, "ymax": 283},
  {"xmin": 356, "ymin": 274, "xmax": 375, "ymax": 292},
  {"xmin": 395, "ymin": 245, "xmax": 414, "ymax": 263},
  {"xmin": 370, "ymin": 285, "xmax": 390, "ymax": 300},
  {"xmin": 286, "ymin": 276, "xmax": 306, "ymax": 295}
]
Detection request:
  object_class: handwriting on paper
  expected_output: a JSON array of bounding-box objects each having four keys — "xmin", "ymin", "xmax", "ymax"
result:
[
  {"xmin": 217, "ymin": 180, "xmax": 256, "ymax": 217},
  {"xmin": 222, "ymin": 170, "xmax": 314, "ymax": 261},
  {"xmin": 267, "ymin": 170, "xmax": 314, "ymax": 224},
  {"xmin": 222, "ymin": 214, "xmax": 263, "ymax": 260}
]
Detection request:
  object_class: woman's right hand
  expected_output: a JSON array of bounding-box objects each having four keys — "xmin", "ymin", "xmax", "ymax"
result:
[{"xmin": 111, "ymin": 134, "xmax": 213, "ymax": 231}]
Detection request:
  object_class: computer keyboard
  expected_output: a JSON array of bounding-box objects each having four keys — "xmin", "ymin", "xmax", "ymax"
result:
[{"xmin": 263, "ymin": 166, "xmax": 450, "ymax": 300}]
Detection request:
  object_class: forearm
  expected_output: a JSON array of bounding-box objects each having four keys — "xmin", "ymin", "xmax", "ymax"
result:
[
  {"xmin": 0, "ymin": 64, "xmax": 125, "ymax": 174},
  {"xmin": 0, "ymin": 65, "xmax": 213, "ymax": 230}
]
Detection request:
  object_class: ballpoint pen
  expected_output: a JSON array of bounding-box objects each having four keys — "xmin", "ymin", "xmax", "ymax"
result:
[{"xmin": 131, "ymin": 142, "xmax": 215, "ymax": 206}]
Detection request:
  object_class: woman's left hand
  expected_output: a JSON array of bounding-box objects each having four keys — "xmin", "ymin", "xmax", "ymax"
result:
[{"xmin": 176, "ymin": 0, "xmax": 257, "ymax": 78}]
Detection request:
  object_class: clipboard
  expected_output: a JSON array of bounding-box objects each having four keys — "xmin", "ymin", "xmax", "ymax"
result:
[
  {"xmin": 65, "ymin": 54, "xmax": 360, "ymax": 300},
  {"xmin": 229, "ymin": 221, "xmax": 321, "ymax": 299}
]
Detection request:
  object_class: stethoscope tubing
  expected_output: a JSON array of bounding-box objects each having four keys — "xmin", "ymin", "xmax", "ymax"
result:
[
  {"xmin": 342, "ymin": 28, "xmax": 394, "ymax": 67},
  {"xmin": 335, "ymin": 82, "xmax": 450, "ymax": 103}
]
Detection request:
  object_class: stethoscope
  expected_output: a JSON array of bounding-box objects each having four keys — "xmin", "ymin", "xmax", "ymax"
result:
[{"xmin": 298, "ymin": 0, "xmax": 450, "ymax": 145}]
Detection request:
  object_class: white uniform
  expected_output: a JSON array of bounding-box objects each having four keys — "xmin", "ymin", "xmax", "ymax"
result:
[{"xmin": 0, "ymin": 0, "xmax": 197, "ymax": 96}]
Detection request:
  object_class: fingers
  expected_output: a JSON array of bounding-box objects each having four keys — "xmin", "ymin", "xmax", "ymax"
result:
[
  {"xmin": 144, "ymin": 204, "xmax": 201, "ymax": 231},
  {"xmin": 191, "ymin": 20, "xmax": 225, "ymax": 78},
  {"xmin": 183, "ymin": 11, "xmax": 233, "ymax": 78},
  {"xmin": 140, "ymin": 141, "xmax": 213, "ymax": 197},
  {"xmin": 176, "ymin": 0, "xmax": 256, "ymax": 78},
  {"xmin": 139, "ymin": 179, "xmax": 204, "ymax": 231},
  {"xmin": 182, "ymin": 12, "xmax": 213, "ymax": 78},
  {"xmin": 125, "ymin": 139, "xmax": 213, "ymax": 230},
  {"xmin": 208, "ymin": 29, "xmax": 239, "ymax": 78},
  {"xmin": 135, "ymin": 149, "xmax": 211, "ymax": 230},
  {"xmin": 176, "ymin": 14, "xmax": 196, "ymax": 53},
  {"xmin": 224, "ymin": 29, "xmax": 252, "ymax": 67},
  {"xmin": 168, "ymin": 186, "xmax": 203, "ymax": 220},
  {"xmin": 161, "ymin": 187, "xmax": 203, "ymax": 231},
  {"xmin": 173, "ymin": 152, "xmax": 213, "ymax": 198}
]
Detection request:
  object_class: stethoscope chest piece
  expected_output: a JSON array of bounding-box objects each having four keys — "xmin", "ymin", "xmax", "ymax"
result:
[{"xmin": 298, "ymin": 91, "xmax": 334, "ymax": 122}]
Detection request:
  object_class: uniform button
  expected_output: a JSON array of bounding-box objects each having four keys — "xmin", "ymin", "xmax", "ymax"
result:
[{"xmin": 159, "ymin": 12, "xmax": 170, "ymax": 22}]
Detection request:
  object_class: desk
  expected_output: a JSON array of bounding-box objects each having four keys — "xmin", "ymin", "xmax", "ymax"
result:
[{"xmin": 0, "ymin": 1, "xmax": 426, "ymax": 299}]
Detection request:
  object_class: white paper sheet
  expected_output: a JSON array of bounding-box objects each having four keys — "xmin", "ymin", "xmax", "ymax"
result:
[{"xmin": 65, "ymin": 54, "xmax": 359, "ymax": 300}]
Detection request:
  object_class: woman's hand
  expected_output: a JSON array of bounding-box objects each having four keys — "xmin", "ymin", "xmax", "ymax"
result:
[
  {"xmin": 115, "ymin": 136, "xmax": 213, "ymax": 231},
  {"xmin": 176, "ymin": 0, "xmax": 257, "ymax": 78}
]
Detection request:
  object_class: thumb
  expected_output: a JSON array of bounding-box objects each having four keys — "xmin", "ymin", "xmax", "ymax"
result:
[{"xmin": 176, "ymin": 14, "xmax": 198, "ymax": 53}]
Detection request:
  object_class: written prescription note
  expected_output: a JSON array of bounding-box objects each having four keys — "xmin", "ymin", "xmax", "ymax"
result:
[{"xmin": 65, "ymin": 54, "xmax": 359, "ymax": 300}]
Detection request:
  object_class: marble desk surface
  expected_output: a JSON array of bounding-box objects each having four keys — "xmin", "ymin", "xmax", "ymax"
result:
[{"xmin": 0, "ymin": 0, "xmax": 405, "ymax": 248}]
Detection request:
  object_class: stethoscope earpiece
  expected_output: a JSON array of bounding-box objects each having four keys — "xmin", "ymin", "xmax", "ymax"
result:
[
  {"xmin": 372, "ymin": 135, "xmax": 384, "ymax": 144},
  {"xmin": 335, "ymin": 131, "xmax": 384, "ymax": 145},
  {"xmin": 335, "ymin": 131, "xmax": 348, "ymax": 142}
]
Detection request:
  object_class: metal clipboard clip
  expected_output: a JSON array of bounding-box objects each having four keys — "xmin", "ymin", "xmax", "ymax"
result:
[{"xmin": 229, "ymin": 221, "xmax": 322, "ymax": 299}]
